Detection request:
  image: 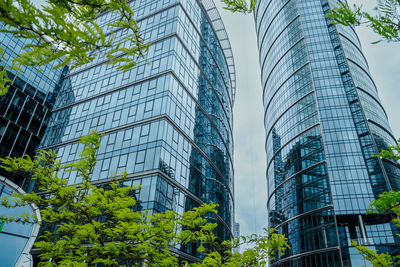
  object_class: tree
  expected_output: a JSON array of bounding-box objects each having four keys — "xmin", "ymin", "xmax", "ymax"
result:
[
  {"xmin": 0, "ymin": 131, "xmax": 288, "ymax": 266},
  {"xmin": 352, "ymin": 241, "xmax": 396, "ymax": 267},
  {"xmin": 328, "ymin": 0, "xmax": 400, "ymax": 43},
  {"xmin": 221, "ymin": 0, "xmax": 256, "ymax": 14},
  {"xmin": 0, "ymin": 0, "xmax": 256, "ymax": 95}
]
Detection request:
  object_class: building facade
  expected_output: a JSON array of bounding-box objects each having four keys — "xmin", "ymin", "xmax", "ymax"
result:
[
  {"xmin": 40, "ymin": 0, "xmax": 235, "ymax": 260},
  {"xmin": 0, "ymin": 25, "xmax": 66, "ymax": 266},
  {"xmin": 255, "ymin": 0, "xmax": 400, "ymax": 266},
  {"xmin": 0, "ymin": 25, "xmax": 67, "ymax": 189}
]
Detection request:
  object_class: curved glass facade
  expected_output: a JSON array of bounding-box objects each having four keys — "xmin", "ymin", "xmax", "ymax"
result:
[
  {"xmin": 255, "ymin": 0, "xmax": 400, "ymax": 266},
  {"xmin": 40, "ymin": 0, "xmax": 235, "ymax": 259},
  {"xmin": 0, "ymin": 179, "xmax": 40, "ymax": 267}
]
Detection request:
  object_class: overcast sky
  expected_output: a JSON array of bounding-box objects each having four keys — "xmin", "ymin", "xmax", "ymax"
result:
[{"xmin": 214, "ymin": 0, "xmax": 400, "ymax": 240}]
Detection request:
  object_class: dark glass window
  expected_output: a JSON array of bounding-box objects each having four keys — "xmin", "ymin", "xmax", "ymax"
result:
[
  {"xmin": 29, "ymin": 103, "xmax": 44, "ymax": 135},
  {"xmin": 17, "ymin": 98, "xmax": 36, "ymax": 129},
  {"xmin": 6, "ymin": 91, "xmax": 25, "ymax": 122},
  {"xmin": 0, "ymin": 85, "xmax": 15, "ymax": 116},
  {"xmin": 11, "ymin": 129, "xmax": 30, "ymax": 157},
  {"xmin": 0, "ymin": 123, "xmax": 18, "ymax": 157}
]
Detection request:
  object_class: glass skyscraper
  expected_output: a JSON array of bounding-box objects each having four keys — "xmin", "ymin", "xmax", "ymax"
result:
[
  {"xmin": 40, "ymin": 0, "xmax": 235, "ymax": 260},
  {"xmin": 0, "ymin": 24, "xmax": 67, "ymax": 189},
  {"xmin": 255, "ymin": 0, "xmax": 400, "ymax": 266},
  {"xmin": 0, "ymin": 24, "xmax": 67, "ymax": 267}
]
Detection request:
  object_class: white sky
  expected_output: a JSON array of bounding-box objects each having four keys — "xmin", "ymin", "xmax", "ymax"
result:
[{"xmin": 214, "ymin": 0, "xmax": 400, "ymax": 239}]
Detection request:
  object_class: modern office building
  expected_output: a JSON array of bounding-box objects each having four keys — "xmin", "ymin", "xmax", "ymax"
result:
[
  {"xmin": 0, "ymin": 25, "xmax": 67, "ymax": 189},
  {"xmin": 255, "ymin": 0, "xmax": 400, "ymax": 266},
  {"xmin": 0, "ymin": 24, "xmax": 67, "ymax": 266},
  {"xmin": 40, "ymin": 0, "xmax": 235, "ymax": 260}
]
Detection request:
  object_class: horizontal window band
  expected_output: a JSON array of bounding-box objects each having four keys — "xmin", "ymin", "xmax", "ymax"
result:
[
  {"xmin": 270, "ymin": 246, "xmax": 340, "ymax": 266},
  {"xmin": 265, "ymin": 90, "xmax": 315, "ymax": 139},
  {"xmin": 267, "ymin": 160, "xmax": 326, "ymax": 207},
  {"xmin": 170, "ymin": 247, "xmax": 202, "ymax": 263},
  {"xmin": 52, "ymin": 68, "xmax": 234, "ymax": 168},
  {"xmin": 58, "ymin": 67, "xmax": 234, "ymax": 143},
  {"xmin": 257, "ymin": 0, "xmax": 294, "ymax": 54},
  {"xmin": 266, "ymin": 123, "xmax": 320, "ymax": 171},
  {"xmin": 184, "ymin": 1, "xmax": 234, "ymax": 106},
  {"xmin": 67, "ymin": 3, "xmax": 235, "ymax": 105},
  {"xmin": 40, "ymin": 114, "xmax": 234, "ymax": 201},
  {"xmin": 96, "ymin": 0, "xmax": 178, "ymax": 27},
  {"xmin": 272, "ymin": 205, "xmax": 334, "ymax": 230},
  {"xmin": 41, "ymin": 115, "xmax": 166, "ymax": 150},
  {"xmin": 66, "ymin": 3, "xmax": 181, "ymax": 78},
  {"xmin": 381, "ymin": 157, "xmax": 400, "ymax": 169},
  {"xmin": 356, "ymin": 86, "xmax": 388, "ymax": 120},
  {"xmin": 254, "ymin": 0, "xmax": 274, "ymax": 30},
  {"xmin": 171, "ymin": 34, "xmax": 234, "ymax": 134},
  {"xmin": 346, "ymin": 58, "xmax": 378, "ymax": 94},
  {"xmin": 91, "ymin": 169, "xmax": 233, "ymax": 239},
  {"xmin": 263, "ymin": 62, "xmax": 309, "ymax": 110},
  {"xmin": 337, "ymin": 32, "xmax": 370, "ymax": 73},
  {"xmin": 55, "ymin": 34, "xmax": 235, "ymax": 155},
  {"xmin": 260, "ymin": 18, "xmax": 302, "ymax": 78},
  {"xmin": 53, "ymin": 70, "xmax": 171, "ymax": 113},
  {"xmin": 367, "ymin": 119, "xmax": 397, "ymax": 144},
  {"xmin": 0, "ymin": 231, "xmax": 31, "ymax": 240}
]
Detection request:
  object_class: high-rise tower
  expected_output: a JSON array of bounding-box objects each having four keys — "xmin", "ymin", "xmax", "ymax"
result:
[
  {"xmin": 0, "ymin": 23, "xmax": 67, "ymax": 266},
  {"xmin": 255, "ymin": 0, "xmax": 400, "ymax": 266},
  {"xmin": 0, "ymin": 24, "xmax": 67, "ymax": 267},
  {"xmin": 0, "ymin": 25, "xmax": 67, "ymax": 189},
  {"xmin": 40, "ymin": 0, "xmax": 235, "ymax": 260}
]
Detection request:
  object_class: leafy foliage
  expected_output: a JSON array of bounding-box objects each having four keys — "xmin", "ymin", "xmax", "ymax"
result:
[
  {"xmin": 328, "ymin": 0, "xmax": 400, "ymax": 43},
  {"xmin": 0, "ymin": 47, "xmax": 10, "ymax": 95},
  {"xmin": 352, "ymin": 241, "xmax": 395, "ymax": 267},
  {"xmin": 0, "ymin": 0, "xmax": 149, "ymax": 70},
  {"xmin": 375, "ymin": 140, "xmax": 400, "ymax": 163},
  {"xmin": 0, "ymin": 0, "xmax": 151, "ymax": 96},
  {"xmin": 221, "ymin": 0, "xmax": 257, "ymax": 14},
  {"xmin": 221, "ymin": 229, "xmax": 289, "ymax": 266},
  {"xmin": 0, "ymin": 131, "xmax": 288, "ymax": 266}
]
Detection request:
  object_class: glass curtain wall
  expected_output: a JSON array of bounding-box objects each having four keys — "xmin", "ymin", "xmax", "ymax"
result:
[
  {"xmin": 254, "ymin": 0, "xmax": 400, "ymax": 266},
  {"xmin": 0, "ymin": 24, "xmax": 67, "ymax": 189},
  {"xmin": 40, "ymin": 0, "xmax": 235, "ymax": 259},
  {"xmin": 0, "ymin": 24, "xmax": 66, "ymax": 267}
]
